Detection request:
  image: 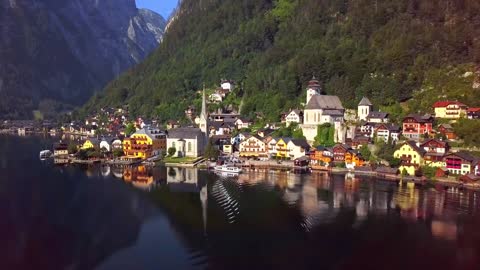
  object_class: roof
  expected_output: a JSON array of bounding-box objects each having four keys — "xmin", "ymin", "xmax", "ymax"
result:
[
  {"xmin": 305, "ymin": 95, "xmax": 344, "ymax": 110},
  {"xmin": 420, "ymin": 139, "xmax": 448, "ymax": 148},
  {"xmin": 405, "ymin": 141, "xmax": 426, "ymax": 156},
  {"xmin": 358, "ymin": 97, "xmax": 373, "ymax": 106},
  {"xmin": 289, "ymin": 139, "xmax": 310, "ymax": 149},
  {"xmin": 168, "ymin": 127, "xmax": 204, "ymax": 140},
  {"xmin": 85, "ymin": 138, "xmax": 100, "ymax": 146},
  {"xmin": 433, "ymin": 101, "xmax": 467, "ymax": 108},
  {"xmin": 468, "ymin": 108, "xmax": 480, "ymax": 113},
  {"xmin": 376, "ymin": 123, "xmax": 400, "ymax": 131},
  {"xmin": 368, "ymin": 111, "xmax": 389, "ymax": 119},
  {"xmin": 403, "ymin": 114, "xmax": 434, "ymax": 123},
  {"xmin": 307, "ymin": 76, "xmax": 321, "ymax": 89},
  {"xmin": 445, "ymin": 151, "xmax": 478, "ymax": 163},
  {"xmin": 323, "ymin": 109, "xmax": 344, "ymax": 116},
  {"xmin": 438, "ymin": 123, "xmax": 453, "ymax": 129}
]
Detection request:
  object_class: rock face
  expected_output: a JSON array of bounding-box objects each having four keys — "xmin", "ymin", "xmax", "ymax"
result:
[{"xmin": 0, "ymin": 0, "xmax": 165, "ymax": 118}]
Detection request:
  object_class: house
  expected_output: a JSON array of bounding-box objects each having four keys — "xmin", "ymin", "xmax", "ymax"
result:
[
  {"xmin": 53, "ymin": 143, "xmax": 69, "ymax": 156},
  {"xmin": 443, "ymin": 152, "xmax": 478, "ymax": 175},
  {"xmin": 221, "ymin": 79, "xmax": 234, "ymax": 92},
  {"xmin": 402, "ymin": 114, "xmax": 434, "ymax": 140},
  {"xmin": 287, "ymin": 139, "xmax": 310, "ymax": 160},
  {"xmin": 209, "ymin": 121, "xmax": 235, "ymax": 136},
  {"xmin": 460, "ymin": 174, "xmax": 480, "ymax": 183},
  {"xmin": 209, "ymin": 93, "xmax": 223, "ymax": 103},
  {"xmin": 239, "ymin": 135, "xmax": 267, "ymax": 158},
  {"xmin": 438, "ymin": 124, "xmax": 457, "ymax": 140},
  {"xmin": 81, "ymin": 139, "xmax": 100, "ymax": 150},
  {"xmin": 394, "ymin": 141, "xmax": 426, "ymax": 176},
  {"xmin": 375, "ymin": 123, "xmax": 401, "ymax": 142},
  {"xmin": 421, "ymin": 139, "xmax": 449, "ymax": 167},
  {"xmin": 367, "ymin": 111, "xmax": 389, "ymax": 123},
  {"xmin": 285, "ymin": 109, "xmax": 303, "ymax": 127},
  {"xmin": 467, "ymin": 108, "xmax": 480, "ymax": 119},
  {"xmin": 309, "ymin": 146, "xmax": 333, "ymax": 167},
  {"xmin": 332, "ymin": 144, "xmax": 364, "ymax": 168},
  {"xmin": 433, "ymin": 101, "xmax": 468, "ymax": 119},
  {"xmin": 294, "ymin": 156, "xmax": 310, "ymax": 167},
  {"xmin": 257, "ymin": 128, "xmax": 275, "ymax": 138},
  {"xmin": 166, "ymin": 127, "xmax": 206, "ymax": 158},
  {"xmin": 231, "ymin": 132, "xmax": 250, "ymax": 145},
  {"xmin": 123, "ymin": 128, "xmax": 167, "ymax": 159},
  {"xmin": 235, "ymin": 118, "xmax": 252, "ymax": 130},
  {"xmin": 100, "ymin": 137, "xmax": 116, "ymax": 152},
  {"xmin": 185, "ymin": 106, "xmax": 196, "ymax": 120},
  {"xmin": 358, "ymin": 97, "xmax": 372, "ymax": 121},
  {"xmin": 301, "ymin": 77, "xmax": 345, "ymax": 143},
  {"xmin": 351, "ymin": 136, "xmax": 371, "ymax": 149},
  {"xmin": 166, "ymin": 120, "xmax": 180, "ymax": 130},
  {"xmin": 265, "ymin": 137, "xmax": 278, "ymax": 158},
  {"xmin": 275, "ymin": 138, "xmax": 291, "ymax": 159}
]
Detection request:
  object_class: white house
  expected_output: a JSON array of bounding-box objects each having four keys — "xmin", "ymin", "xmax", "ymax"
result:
[
  {"xmin": 209, "ymin": 93, "xmax": 223, "ymax": 103},
  {"xmin": 375, "ymin": 124, "xmax": 401, "ymax": 142},
  {"xmin": 100, "ymin": 137, "xmax": 115, "ymax": 152},
  {"xmin": 285, "ymin": 109, "xmax": 303, "ymax": 127},
  {"xmin": 367, "ymin": 111, "xmax": 389, "ymax": 123},
  {"xmin": 231, "ymin": 132, "xmax": 250, "ymax": 145},
  {"xmin": 239, "ymin": 135, "xmax": 267, "ymax": 158},
  {"xmin": 287, "ymin": 139, "xmax": 311, "ymax": 160},
  {"xmin": 235, "ymin": 118, "xmax": 252, "ymax": 130},
  {"xmin": 221, "ymin": 80, "xmax": 234, "ymax": 91},
  {"xmin": 358, "ymin": 97, "xmax": 372, "ymax": 121},
  {"xmin": 167, "ymin": 128, "xmax": 206, "ymax": 158},
  {"xmin": 265, "ymin": 137, "xmax": 278, "ymax": 158}
]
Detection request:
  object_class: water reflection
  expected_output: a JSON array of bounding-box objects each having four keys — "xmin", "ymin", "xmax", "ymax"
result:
[{"xmin": 5, "ymin": 136, "xmax": 480, "ymax": 269}]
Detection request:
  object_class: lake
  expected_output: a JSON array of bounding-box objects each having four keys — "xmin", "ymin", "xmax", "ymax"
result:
[{"xmin": 1, "ymin": 135, "xmax": 480, "ymax": 270}]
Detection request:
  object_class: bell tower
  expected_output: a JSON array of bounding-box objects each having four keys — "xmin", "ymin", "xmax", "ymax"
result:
[{"xmin": 199, "ymin": 85, "xmax": 209, "ymax": 138}]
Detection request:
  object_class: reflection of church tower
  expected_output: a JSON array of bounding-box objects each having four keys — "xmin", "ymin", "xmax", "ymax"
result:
[
  {"xmin": 200, "ymin": 185, "xmax": 208, "ymax": 235},
  {"xmin": 306, "ymin": 76, "xmax": 322, "ymax": 104},
  {"xmin": 199, "ymin": 86, "xmax": 208, "ymax": 139}
]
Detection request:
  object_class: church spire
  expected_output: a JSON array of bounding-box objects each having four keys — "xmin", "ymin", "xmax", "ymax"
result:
[{"xmin": 201, "ymin": 83, "xmax": 207, "ymax": 120}]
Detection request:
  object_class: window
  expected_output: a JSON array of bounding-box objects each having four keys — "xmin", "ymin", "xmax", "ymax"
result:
[
  {"xmin": 188, "ymin": 142, "xmax": 192, "ymax": 152},
  {"xmin": 172, "ymin": 142, "xmax": 176, "ymax": 149}
]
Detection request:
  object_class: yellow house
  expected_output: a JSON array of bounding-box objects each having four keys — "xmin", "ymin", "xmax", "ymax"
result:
[
  {"xmin": 81, "ymin": 139, "xmax": 100, "ymax": 150},
  {"xmin": 433, "ymin": 101, "xmax": 467, "ymax": 119},
  {"xmin": 394, "ymin": 141, "xmax": 426, "ymax": 176},
  {"xmin": 275, "ymin": 138, "xmax": 290, "ymax": 159},
  {"xmin": 123, "ymin": 128, "xmax": 166, "ymax": 159}
]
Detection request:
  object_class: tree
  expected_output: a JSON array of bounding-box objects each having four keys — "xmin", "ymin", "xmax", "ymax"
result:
[
  {"xmin": 359, "ymin": 145, "xmax": 372, "ymax": 161},
  {"xmin": 314, "ymin": 124, "xmax": 335, "ymax": 147},
  {"xmin": 168, "ymin": 147, "xmax": 176, "ymax": 157},
  {"xmin": 204, "ymin": 140, "xmax": 220, "ymax": 161},
  {"xmin": 125, "ymin": 123, "xmax": 136, "ymax": 137},
  {"xmin": 68, "ymin": 142, "xmax": 78, "ymax": 154},
  {"xmin": 113, "ymin": 149, "xmax": 124, "ymax": 158}
]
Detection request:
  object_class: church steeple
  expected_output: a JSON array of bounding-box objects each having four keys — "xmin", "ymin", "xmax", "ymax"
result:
[{"xmin": 199, "ymin": 84, "xmax": 208, "ymax": 137}]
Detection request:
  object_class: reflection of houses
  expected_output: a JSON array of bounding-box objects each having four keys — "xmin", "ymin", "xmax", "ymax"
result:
[
  {"xmin": 167, "ymin": 128, "xmax": 206, "ymax": 158},
  {"xmin": 167, "ymin": 168, "xmax": 204, "ymax": 192},
  {"xmin": 54, "ymin": 143, "xmax": 69, "ymax": 156}
]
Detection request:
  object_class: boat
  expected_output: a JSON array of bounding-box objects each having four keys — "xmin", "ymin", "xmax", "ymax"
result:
[
  {"xmin": 214, "ymin": 164, "xmax": 242, "ymax": 174},
  {"xmin": 39, "ymin": 150, "xmax": 52, "ymax": 160}
]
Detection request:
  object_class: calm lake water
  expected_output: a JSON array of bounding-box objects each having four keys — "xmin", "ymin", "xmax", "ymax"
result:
[{"xmin": 2, "ymin": 135, "xmax": 480, "ymax": 270}]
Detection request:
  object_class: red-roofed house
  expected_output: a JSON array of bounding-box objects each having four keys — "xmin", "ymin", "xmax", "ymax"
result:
[
  {"xmin": 468, "ymin": 108, "xmax": 480, "ymax": 119},
  {"xmin": 402, "ymin": 114, "xmax": 434, "ymax": 140},
  {"xmin": 433, "ymin": 101, "xmax": 467, "ymax": 119}
]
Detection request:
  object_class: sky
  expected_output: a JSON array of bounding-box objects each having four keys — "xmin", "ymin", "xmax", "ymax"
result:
[{"xmin": 136, "ymin": 0, "xmax": 178, "ymax": 19}]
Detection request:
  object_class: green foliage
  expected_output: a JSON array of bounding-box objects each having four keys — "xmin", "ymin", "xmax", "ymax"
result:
[
  {"xmin": 113, "ymin": 149, "xmax": 124, "ymax": 158},
  {"xmin": 314, "ymin": 124, "xmax": 335, "ymax": 147},
  {"xmin": 125, "ymin": 123, "xmax": 136, "ymax": 137},
  {"xmin": 389, "ymin": 158, "xmax": 401, "ymax": 168},
  {"xmin": 168, "ymin": 147, "xmax": 176, "ymax": 157},
  {"xmin": 359, "ymin": 145, "xmax": 372, "ymax": 161},
  {"xmin": 204, "ymin": 140, "xmax": 220, "ymax": 161},
  {"xmin": 272, "ymin": 123, "xmax": 305, "ymax": 139},
  {"xmin": 68, "ymin": 142, "xmax": 78, "ymax": 154},
  {"xmin": 83, "ymin": 0, "xmax": 480, "ymax": 122},
  {"xmin": 454, "ymin": 119, "xmax": 480, "ymax": 147},
  {"xmin": 375, "ymin": 139, "xmax": 397, "ymax": 164},
  {"xmin": 421, "ymin": 166, "xmax": 437, "ymax": 179}
]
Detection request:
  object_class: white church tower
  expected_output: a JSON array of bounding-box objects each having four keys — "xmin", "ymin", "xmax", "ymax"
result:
[
  {"xmin": 357, "ymin": 97, "xmax": 372, "ymax": 121},
  {"xmin": 306, "ymin": 76, "xmax": 321, "ymax": 104},
  {"xmin": 199, "ymin": 86, "xmax": 209, "ymax": 138}
]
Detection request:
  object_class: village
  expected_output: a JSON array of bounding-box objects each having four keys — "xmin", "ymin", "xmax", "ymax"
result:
[{"xmin": 4, "ymin": 77, "xmax": 480, "ymax": 187}]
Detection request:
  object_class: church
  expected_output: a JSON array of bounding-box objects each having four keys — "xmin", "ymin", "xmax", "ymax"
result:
[
  {"xmin": 166, "ymin": 89, "xmax": 209, "ymax": 158},
  {"xmin": 301, "ymin": 77, "xmax": 346, "ymax": 143}
]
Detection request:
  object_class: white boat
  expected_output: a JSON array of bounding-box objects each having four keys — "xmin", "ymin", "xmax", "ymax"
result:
[
  {"xmin": 214, "ymin": 165, "xmax": 242, "ymax": 174},
  {"xmin": 39, "ymin": 150, "xmax": 52, "ymax": 159}
]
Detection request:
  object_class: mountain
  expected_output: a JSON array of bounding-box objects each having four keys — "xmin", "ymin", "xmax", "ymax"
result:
[
  {"xmin": 83, "ymin": 0, "xmax": 480, "ymax": 123},
  {"xmin": 0, "ymin": 0, "xmax": 166, "ymax": 119}
]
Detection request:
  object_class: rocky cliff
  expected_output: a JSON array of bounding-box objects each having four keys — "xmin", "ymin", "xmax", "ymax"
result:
[{"xmin": 0, "ymin": 0, "xmax": 165, "ymax": 118}]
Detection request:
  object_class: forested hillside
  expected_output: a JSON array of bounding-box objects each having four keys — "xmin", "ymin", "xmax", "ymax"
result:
[{"xmin": 83, "ymin": 0, "xmax": 480, "ymax": 122}]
